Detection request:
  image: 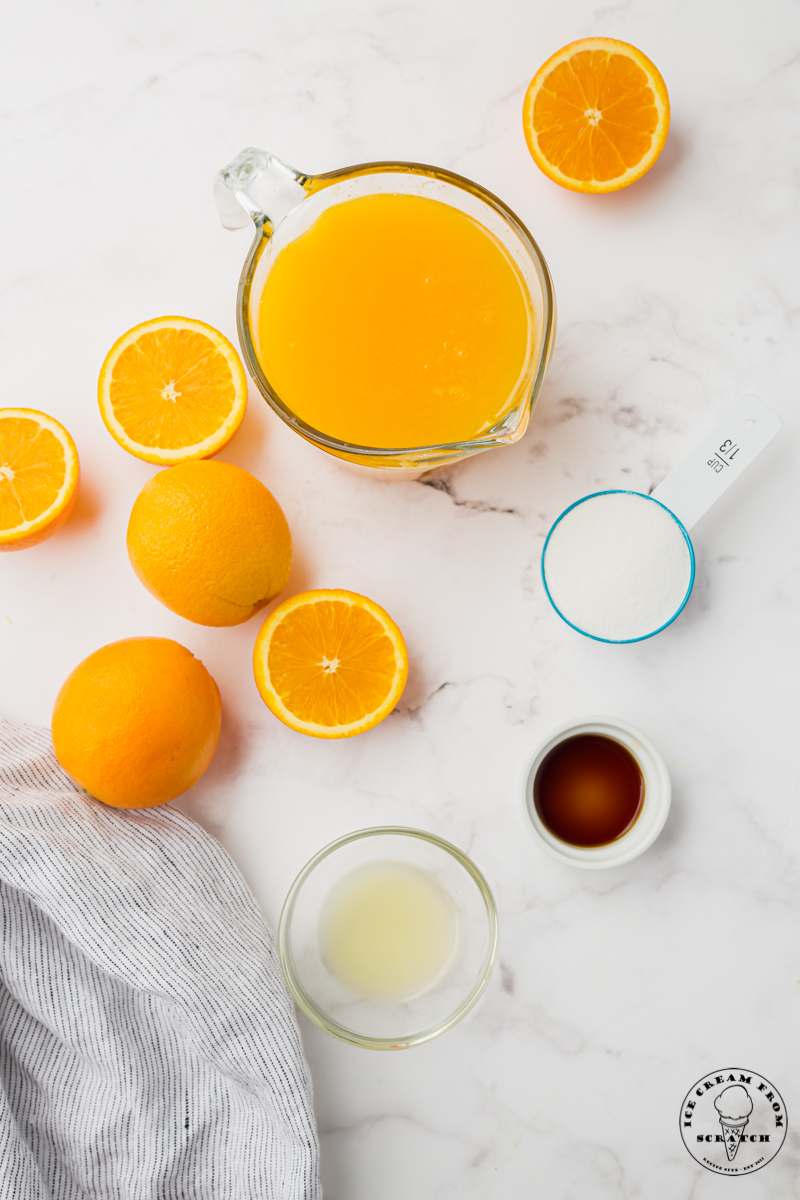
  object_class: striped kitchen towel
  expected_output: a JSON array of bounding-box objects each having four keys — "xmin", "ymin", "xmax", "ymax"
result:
[{"xmin": 0, "ymin": 718, "xmax": 321, "ymax": 1200}]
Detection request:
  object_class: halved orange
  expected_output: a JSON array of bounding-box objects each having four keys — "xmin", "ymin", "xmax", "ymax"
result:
[
  {"xmin": 0, "ymin": 409, "xmax": 79, "ymax": 551},
  {"xmin": 98, "ymin": 316, "xmax": 248, "ymax": 464},
  {"xmin": 523, "ymin": 38, "xmax": 669, "ymax": 193},
  {"xmin": 253, "ymin": 590, "xmax": 408, "ymax": 739}
]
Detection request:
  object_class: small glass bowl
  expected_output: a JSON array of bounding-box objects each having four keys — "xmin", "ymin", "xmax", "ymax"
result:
[{"xmin": 278, "ymin": 827, "xmax": 498, "ymax": 1050}]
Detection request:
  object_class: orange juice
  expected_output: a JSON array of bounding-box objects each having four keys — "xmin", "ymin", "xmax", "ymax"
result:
[{"xmin": 255, "ymin": 193, "xmax": 532, "ymax": 448}]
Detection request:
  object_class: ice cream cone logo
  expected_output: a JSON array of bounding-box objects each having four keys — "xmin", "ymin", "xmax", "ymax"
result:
[
  {"xmin": 714, "ymin": 1085, "xmax": 753, "ymax": 1161},
  {"xmin": 679, "ymin": 1068, "xmax": 787, "ymax": 1175}
]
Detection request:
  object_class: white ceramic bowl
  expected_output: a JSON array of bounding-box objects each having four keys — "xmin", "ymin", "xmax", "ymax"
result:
[{"xmin": 519, "ymin": 716, "xmax": 671, "ymax": 869}]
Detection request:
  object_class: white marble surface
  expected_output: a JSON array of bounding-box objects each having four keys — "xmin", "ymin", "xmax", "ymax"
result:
[{"xmin": 2, "ymin": 0, "xmax": 800, "ymax": 1195}]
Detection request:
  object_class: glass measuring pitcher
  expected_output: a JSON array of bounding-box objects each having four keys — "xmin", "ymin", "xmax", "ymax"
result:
[{"xmin": 215, "ymin": 148, "xmax": 556, "ymax": 474}]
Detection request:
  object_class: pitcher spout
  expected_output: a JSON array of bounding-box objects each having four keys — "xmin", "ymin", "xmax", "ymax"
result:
[{"xmin": 214, "ymin": 147, "xmax": 309, "ymax": 232}]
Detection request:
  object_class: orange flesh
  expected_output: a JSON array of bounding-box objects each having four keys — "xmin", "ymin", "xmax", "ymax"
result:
[
  {"xmin": 535, "ymin": 51, "xmax": 659, "ymax": 182},
  {"xmin": 255, "ymin": 193, "xmax": 532, "ymax": 448},
  {"xmin": 266, "ymin": 599, "xmax": 401, "ymax": 726},
  {"xmin": 109, "ymin": 328, "xmax": 238, "ymax": 450},
  {"xmin": 0, "ymin": 418, "xmax": 66, "ymax": 530}
]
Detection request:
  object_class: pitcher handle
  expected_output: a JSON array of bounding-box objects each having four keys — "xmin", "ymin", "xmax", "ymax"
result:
[{"xmin": 214, "ymin": 147, "xmax": 310, "ymax": 231}]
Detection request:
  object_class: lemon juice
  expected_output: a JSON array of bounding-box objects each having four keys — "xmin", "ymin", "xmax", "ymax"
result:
[{"xmin": 319, "ymin": 861, "xmax": 457, "ymax": 1002}]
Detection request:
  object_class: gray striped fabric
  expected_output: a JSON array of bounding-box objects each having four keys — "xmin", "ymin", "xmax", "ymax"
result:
[{"xmin": 0, "ymin": 718, "xmax": 321, "ymax": 1199}]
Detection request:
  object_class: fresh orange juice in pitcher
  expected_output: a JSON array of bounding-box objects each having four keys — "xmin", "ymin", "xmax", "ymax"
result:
[
  {"xmin": 255, "ymin": 193, "xmax": 532, "ymax": 448},
  {"xmin": 216, "ymin": 150, "xmax": 556, "ymax": 471}
]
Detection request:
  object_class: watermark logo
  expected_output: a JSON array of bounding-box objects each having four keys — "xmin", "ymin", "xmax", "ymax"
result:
[{"xmin": 680, "ymin": 1069, "xmax": 787, "ymax": 1175}]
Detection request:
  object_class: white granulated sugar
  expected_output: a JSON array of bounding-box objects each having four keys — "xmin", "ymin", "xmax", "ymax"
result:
[{"xmin": 543, "ymin": 492, "xmax": 693, "ymax": 641}]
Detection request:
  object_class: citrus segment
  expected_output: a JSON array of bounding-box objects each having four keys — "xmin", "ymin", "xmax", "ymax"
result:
[
  {"xmin": 0, "ymin": 408, "xmax": 79, "ymax": 550},
  {"xmin": 253, "ymin": 590, "xmax": 408, "ymax": 739},
  {"xmin": 98, "ymin": 316, "xmax": 248, "ymax": 464},
  {"xmin": 52, "ymin": 637, "xmax": 222, "ymax": 809},
  {"xmin": 523, "ymin": 38, "xmax": 669, "ymax": 193}
]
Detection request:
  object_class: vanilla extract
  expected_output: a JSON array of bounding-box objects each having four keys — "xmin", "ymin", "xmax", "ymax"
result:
[{"xmin": 534, "ymin": 733, "xmax": 644, "ymax": 848}]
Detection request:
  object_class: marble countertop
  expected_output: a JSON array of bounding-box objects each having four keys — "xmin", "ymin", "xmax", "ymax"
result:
[{"xmin": 2, "ymin": 0, "xmax": 800, "ymax": 1195}]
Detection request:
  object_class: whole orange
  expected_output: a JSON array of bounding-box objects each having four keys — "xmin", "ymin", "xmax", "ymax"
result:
[
  {"xmin": 127, "ymin": 460, "xmax": 292, "ymax": 626},
  {"xmin": 52, "ymin": 637, "xmax": 222, "ymax": 808}
]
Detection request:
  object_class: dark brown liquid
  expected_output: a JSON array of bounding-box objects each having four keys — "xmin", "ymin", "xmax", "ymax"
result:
[{"xmin": 533, "ymin": 734, "xmax": 644, "ymax": 847}]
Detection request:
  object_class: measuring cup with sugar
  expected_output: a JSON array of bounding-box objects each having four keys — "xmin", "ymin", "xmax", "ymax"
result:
[{"xmin": 541, "ymin": 396, "xmax": 782, "ymax": 644}]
